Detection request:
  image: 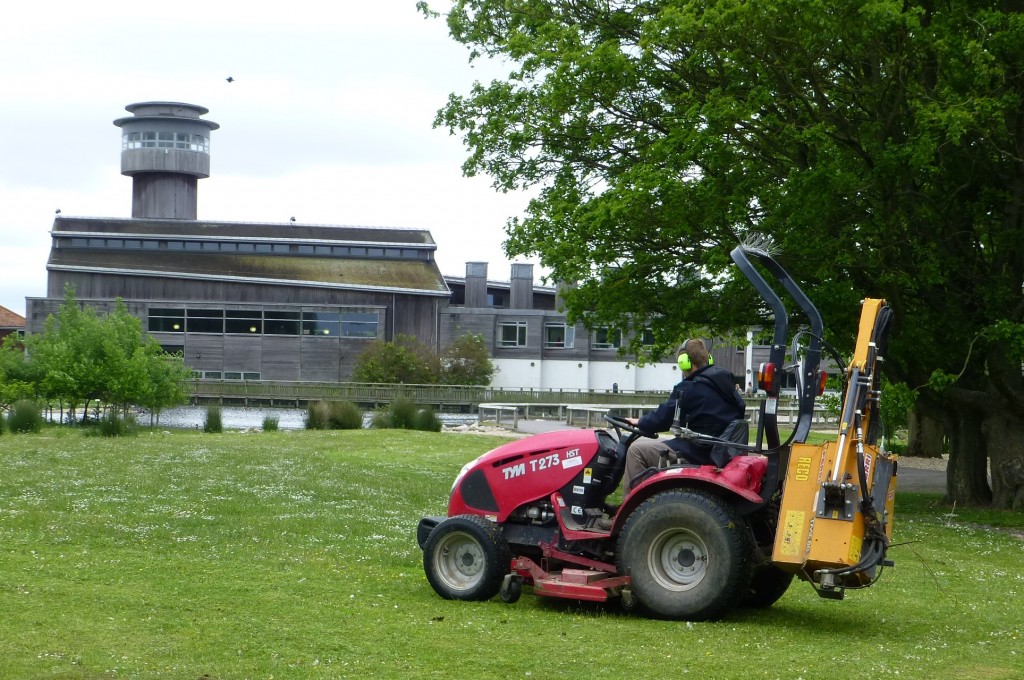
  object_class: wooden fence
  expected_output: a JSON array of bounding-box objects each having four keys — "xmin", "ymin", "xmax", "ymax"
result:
[
  {"xmin": 188, "ymin": 380, "xmax": 837, "ymax": 429},
  {"xmin": 187, "ymin": 379, "xmax": 667, "ymax": 410}
]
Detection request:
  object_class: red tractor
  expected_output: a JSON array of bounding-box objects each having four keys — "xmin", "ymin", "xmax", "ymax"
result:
[{"xmin": 417, "ymin": 243, "xmax": 897, "ymax": 620}]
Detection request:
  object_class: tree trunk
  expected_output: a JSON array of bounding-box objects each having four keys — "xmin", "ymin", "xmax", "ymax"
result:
[
  {"xmin": 945, "ymin": 407, "xmax": 992, "ymax": 506},
  {"xmin": 906, "ymin": 407, "xmax": 944, "ymax": 458},
  {"xmin": 986, "ymin": 415, "xmax": 1024, "ymax": 510}
]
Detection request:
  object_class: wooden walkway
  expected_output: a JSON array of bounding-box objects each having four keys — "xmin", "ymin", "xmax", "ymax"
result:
[{"xmin": 478, "ymin": 401, "xmax": 838, "ymax": 430}]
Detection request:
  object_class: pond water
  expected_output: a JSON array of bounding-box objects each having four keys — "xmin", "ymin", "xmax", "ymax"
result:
[{"xmin": 136, "ymin": 405, "xmax": 477, "ymax": 431}]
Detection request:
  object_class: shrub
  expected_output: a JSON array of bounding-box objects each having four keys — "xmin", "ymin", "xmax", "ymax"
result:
[
  {"xmin": 305, "ymin": 401, "xmax": 330, "ymax": 430},
  {"xmin": 413, "ymin": 407, "xmax": 442, "ymax": 432},
  {"xmin": 203, "ymin": 405, "xmax": 223, "ymax": 433},
  {"xmin": 388, "ymin": 398, "xmax": 418, "ymax": 429},
  {"xmin": 99, "ymin": 410, "xmax": 137, "ymax": 437},
  {"xmin": 262, "ymin": 415, "xmax": 280, "ymax": 432},
  {"xmin": 371, "ymin": 399, "xmax": 437, "ymax": 431},
  {"xmin": 370, "ymin": 408, "xmax": 392, "ymax": 429},
  {"xmin": 9, "ymin": 400, "xmax": 44, "ymax": 434},
  {"xmin": 327, "ymin": 401, "xmax": 364, "ymax": 430}
]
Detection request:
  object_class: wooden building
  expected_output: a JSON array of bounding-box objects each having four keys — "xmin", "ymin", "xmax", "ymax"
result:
[
  {"xmin": 25, "ymin": 102, "xmax": 449, "ymax": 382},
  {"xmin": 23, "ymin": 100, "xmax": 773, "ymax": 391}
]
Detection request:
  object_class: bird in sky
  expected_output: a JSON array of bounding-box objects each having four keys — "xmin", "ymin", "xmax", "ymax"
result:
[{"xmin": 226, "ymin": 76, "xmax": 234, "ymax": 83}]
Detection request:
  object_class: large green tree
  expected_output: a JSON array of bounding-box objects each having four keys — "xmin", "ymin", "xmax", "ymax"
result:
[{"xmin": 423, "ymin": 0, "xmax": 1024, "ymax": 506}]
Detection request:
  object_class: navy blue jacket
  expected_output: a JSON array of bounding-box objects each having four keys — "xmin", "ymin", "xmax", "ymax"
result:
[{"xmin": 638, "ymin": 365, "xmax": 746, "ymax": 463}]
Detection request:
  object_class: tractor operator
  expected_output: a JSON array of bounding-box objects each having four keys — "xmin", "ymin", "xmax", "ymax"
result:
[{"xmin": 623, "ymin": 338, "xmax": 747, "ymax": 491}]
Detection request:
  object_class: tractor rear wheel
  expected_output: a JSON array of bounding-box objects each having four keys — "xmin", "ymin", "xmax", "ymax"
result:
[
  {"xmin": 742, "ymin": 564, "xmax": 795, "ymax": 608},
  {"xmin": 617, "ymin": 490, "xmax": 752, "ymax": 620},
  {"xmin": 423, "ymin": 515, "xmax": 511, "ymax": 601}
]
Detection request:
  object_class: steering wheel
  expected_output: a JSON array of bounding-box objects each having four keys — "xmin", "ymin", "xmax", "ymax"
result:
[{"xmin": 603, "ymin": 413, "xmax": 658, "ymax": 439}]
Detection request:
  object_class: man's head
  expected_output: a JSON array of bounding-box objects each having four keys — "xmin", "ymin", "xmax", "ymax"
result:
[{"xmin": 677, "ymin": 338, "xmax": 710, "ymax": 374}]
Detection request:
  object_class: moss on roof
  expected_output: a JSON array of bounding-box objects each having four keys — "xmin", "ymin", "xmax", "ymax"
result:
[{"xmin": 49, "ymin": 249, "xmax": 449, "ymax": 293}]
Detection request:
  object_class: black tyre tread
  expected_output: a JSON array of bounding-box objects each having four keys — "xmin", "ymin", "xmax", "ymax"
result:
[
  {"xmin": 616, "ymin": 489, "xmax": 753, "ymax": 621},
  {"xmin": 423, "ymin": 514, "xmax": 510, "ymax": 601},
  {"xmin": 742, "ymin": 564, "xmax": 795, "ymax": 608}
]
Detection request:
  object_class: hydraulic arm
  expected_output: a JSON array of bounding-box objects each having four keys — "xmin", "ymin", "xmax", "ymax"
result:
[{"xmin": 771, "ymin": 298, "xmax": 896, "ymax": 598}]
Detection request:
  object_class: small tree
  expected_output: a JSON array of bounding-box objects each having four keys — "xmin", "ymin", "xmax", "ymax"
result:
[
  {"xmin": 441, "ymin": 334, "xmax": 495, "ymax": 386},
  {"xmin": 352, "ymin": 334, "xmax": 441, "ymax": 384}
]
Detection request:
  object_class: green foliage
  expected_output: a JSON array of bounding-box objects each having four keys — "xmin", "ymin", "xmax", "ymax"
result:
[
  {"xmin": 424, "ymin": 0, "xmax": 1024, "ymax": 505},
  {"xmin": 97, "ymin": 410, "xmax": 137, "ymax": 438},
  {"xmin": 327, "ymin": 400, "xmax": 364, "ymax": 430},
  {"xmin": 0, "ymin": 335, "xmax": 37, "ymax": 408},
  {"xmin": 203, "ymin": 405, "xmax": 223, "ymax": 433},
  {"xmin": 305, "ymin": 400, "xmax": 330, "ymax": 430},
  {"xmin": 387, "ymin": 397, "xmax": 420, "ymax": 429},
  {"xmin": 262, "ymin": 415, "xmax": 280, "ymax": 432},
  {"xmin": 369, "ymin": 398, "xmax": 440, "ymax": 431},
  {"xmin": 880, "ymin": 380, "xmax": 916, "ymax": 435},
  {"xmin": 441, "ymin": 333, "xmax": 496, "ymax": 385},
  {"xmin": 306, "ymin": 400, "xmax": 364, "ymax": 430},
  {"xmin": 0, "ymin": 408, "xmax": 5, "ymax": 435},
  {"xmin": 8, "ymin": 399, "xmax": 43, "ymax": 434},
  {"xmin": 412, "ymin": 406, "xmax": 442, "ymax": 432},
  {"xmin": 354, "ymin": 333, "xmax": 496, "ymax": 387},
  {"xmin": 352, "ymin": 334, "xmax": 441, "ymax": 384},
  {"xmin": 19, "ymin": 288, "xmax": 189, "ymax": 420}
]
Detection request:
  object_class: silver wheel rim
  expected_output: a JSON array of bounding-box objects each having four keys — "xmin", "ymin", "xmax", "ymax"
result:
[
  {"xmin": 433, "ymin": 530, "xmax": 485, "ymax": 591},
  {"xmin": 648, "ymin": 527, "xmax": 708, "ymax": 591}
]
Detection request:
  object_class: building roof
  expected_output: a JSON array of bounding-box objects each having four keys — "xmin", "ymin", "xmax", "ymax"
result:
[
  {"xmin": 52, "ymin": 216, "xmax": 437, "ymax": 247},
  {"xmin": 49, "ymin": 249, "xmax": 449, "ymax": 294},
  {"xmin": 48, "ymin": 216, "xmax": 449, "ymax": 296},
  {"xmin": 0, "ymin": 305, "xmax": 26, "ymax": 329}
]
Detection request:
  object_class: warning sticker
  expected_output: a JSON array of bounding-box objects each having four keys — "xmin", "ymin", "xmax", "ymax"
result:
[
  {"xmin": 848, "ymin": 533, "xmax": 862, "ymax": 564},
  {"xmin": 779, "ymin": 510, "xmax": 806, "ymax": 557}
]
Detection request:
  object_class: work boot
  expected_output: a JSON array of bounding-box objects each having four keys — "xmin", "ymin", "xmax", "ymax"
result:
[{"xmin": 583, "ymin": 508, "xmax": 613, "ymax": 532}]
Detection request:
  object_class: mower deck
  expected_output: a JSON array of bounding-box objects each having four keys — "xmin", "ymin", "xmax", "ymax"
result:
[{"xmin": 511, "ymin": 556, "xmax": 629, "ymax": 602}]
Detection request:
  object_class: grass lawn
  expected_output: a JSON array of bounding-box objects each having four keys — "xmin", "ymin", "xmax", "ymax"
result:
[{"xmin": 0, "ymin": 427, "xmax": 1021, "ymax": 679}]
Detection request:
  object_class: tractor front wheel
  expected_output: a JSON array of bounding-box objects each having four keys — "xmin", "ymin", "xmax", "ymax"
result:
[
  {"xmin": 617, "ymin": 490, "xmax": 752, "ymax": 620},
  {"xmin": 423, "ymin": 515, "xmax": 511, "ymax": 601}
]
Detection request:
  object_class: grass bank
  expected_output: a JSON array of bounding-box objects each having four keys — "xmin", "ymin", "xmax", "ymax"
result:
[{"xmin": 0, "ymin": 428, "xmax": 1021, "ymax": 679}]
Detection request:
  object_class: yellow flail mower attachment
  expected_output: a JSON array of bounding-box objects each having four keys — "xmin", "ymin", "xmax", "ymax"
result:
[{"xmin": 772, "ymin": 298, "xmax": 897, "ymax": 598}]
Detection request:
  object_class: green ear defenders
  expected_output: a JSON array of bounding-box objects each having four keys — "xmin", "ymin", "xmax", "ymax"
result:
[{"xmin": 677, "ymin": 339, "xmax": 713, "ymax": 372}]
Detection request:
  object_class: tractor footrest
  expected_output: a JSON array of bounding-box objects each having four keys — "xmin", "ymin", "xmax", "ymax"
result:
[
  {"xmin": 560, "ymin": 568, "xmax": 610, "ymax": 584},
  {"xmin": 533, "ymin": 572, "xmax": 630, "ymax": 603}
]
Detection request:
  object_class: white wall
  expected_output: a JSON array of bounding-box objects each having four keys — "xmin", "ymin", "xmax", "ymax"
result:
[{"xmin": 491, "ymin": 357, "xmax": 679, "ymax": 392}]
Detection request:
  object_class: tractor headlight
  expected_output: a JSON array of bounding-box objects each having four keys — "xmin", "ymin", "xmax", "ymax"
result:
[{"xmin": 451, "ymin": 455, "xmax": 483, "ymax": 494}]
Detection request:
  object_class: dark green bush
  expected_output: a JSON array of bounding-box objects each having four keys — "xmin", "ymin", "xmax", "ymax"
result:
[
  {"xmin": 388, "ymin": 398, "xmax": 418, "ymax": 429},
  {"xmin": 327, "ymin": 401, "xmax": 364, "ymax": 430},
  {"xmin": 371, "ymin": 399, "xmax": 438, "ymax": 431},
  {"xmin": 203, "ymin": 405, "xmax": 223, "ymax": 433},
  {"xmin": 370, "ymin": 408, "xmax": 392, "ymax": 429},
  {"xmin": 412, "ymin": 407, "xmax": 442, "ymax": 432},
  {"xmin": 9, "ymin": 400, "xmax": 43, "ymax": 434},
  {"xmin": 262, "ymin": 415, "xmax": 280, "ymax": 432},
  {"xmin": 98, "ymin": 410, "xmax": 137, "ymax": 437},
  {"xmin": 305, "ymin": 401, "xmax": 330, "ymax": 430}
]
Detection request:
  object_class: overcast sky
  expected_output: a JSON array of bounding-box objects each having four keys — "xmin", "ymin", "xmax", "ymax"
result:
[{"xmin": 0, "ymin": 0, "xmax": 538, "ymax": 317}]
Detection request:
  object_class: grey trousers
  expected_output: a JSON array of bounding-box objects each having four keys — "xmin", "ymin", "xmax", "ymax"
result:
[{"xmin": 623, "ymin": 437, "xmax": 675, "ymax": 492}]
